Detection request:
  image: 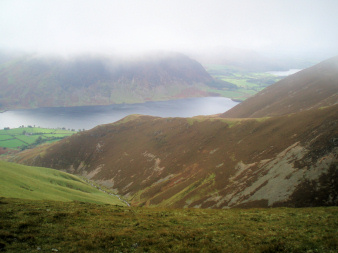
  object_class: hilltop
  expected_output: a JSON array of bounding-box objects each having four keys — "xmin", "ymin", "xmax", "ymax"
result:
[{"xmin": 0, "ymin": 52, "xmax": 215, "ymax": 110}]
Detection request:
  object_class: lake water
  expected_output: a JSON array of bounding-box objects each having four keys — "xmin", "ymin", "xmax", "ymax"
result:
[
  {"xmin": 0, "ymin": 97, "xmax": 238, "ymax": 130},
  {"xmin": 267, "ymin": 69, "xmax": 302, "ymax": 76}
]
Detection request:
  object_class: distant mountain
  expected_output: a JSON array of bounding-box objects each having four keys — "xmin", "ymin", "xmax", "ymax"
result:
[
  {"xmin": 0, "ymin": 52, "xmax": 214, "ymax": 110},
  {"xmin": 221, "ymin": 56, "xmax": 338, "ymax": 118},
  {"xmin": 12, "ymin": 55, "xmax": 338, "ymax": 209}
]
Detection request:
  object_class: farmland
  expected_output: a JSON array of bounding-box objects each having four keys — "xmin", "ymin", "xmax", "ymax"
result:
[{"xmin": 0, "ymin": 127, "xmax": 76, "ymax": 150}]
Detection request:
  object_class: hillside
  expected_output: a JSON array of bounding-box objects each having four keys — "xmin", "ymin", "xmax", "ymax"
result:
[
  {"xmin": 0, "ymin": 52, "xmax": 214, "ymax": 110},
  {"xmin": 14, "ymin": 104, "xmax": 338, "ymax": 208},
  {"xmin": 0, "ymin": 161, "xmax": 126, "ymax": 205},
  {"xmin": 221, "ymin": 56, "xmax": 338, "ymax": 118}
]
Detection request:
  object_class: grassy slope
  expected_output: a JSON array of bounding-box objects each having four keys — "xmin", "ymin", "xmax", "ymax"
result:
[
  {"xmin": 0, "ymin": 198, "xmax": 337, "ymax": 252},
  {"xmin": 0, "ymin": 161, "xmax": 126, "ymax": 205}
]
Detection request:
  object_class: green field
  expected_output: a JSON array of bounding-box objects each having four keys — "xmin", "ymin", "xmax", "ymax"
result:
[
  {"xmin": 0, "ymin": 197, "xmax": 337, "ymax": 252},
  {"xmin": 205, "ymin": 65, "xmax": 283, "ymax": 101},
  {"xmin": 0, "ymin": 161, "xmax": 126, "ymax": 205},
  {"xmin": 0, "ymin": 127, "xmax": 75, "ymax": 150}
]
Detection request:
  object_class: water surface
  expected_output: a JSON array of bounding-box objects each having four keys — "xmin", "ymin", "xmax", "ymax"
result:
[
  {"xmin": 0, "ymin": 97, "xmax": 238, "ymax": 130},
  {"xmin": 267, "ymin": 69, "xmax": 302, "ymax": 76}
]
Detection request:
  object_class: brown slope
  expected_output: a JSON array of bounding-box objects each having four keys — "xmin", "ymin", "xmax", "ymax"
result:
[
  {"xmin": 14, "ymin": 104, "xmax": 338, "ymax": 208},
  {"xmin": 221, "ymin": 56, "xmax": 338, "ymax": 118}
]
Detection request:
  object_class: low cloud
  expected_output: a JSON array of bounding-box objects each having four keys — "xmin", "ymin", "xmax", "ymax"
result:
[{"xmin": 0, "ymin": 0, "xmax": 337, "ymax": 59}]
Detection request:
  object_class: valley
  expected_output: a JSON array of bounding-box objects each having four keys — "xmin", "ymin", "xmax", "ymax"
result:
[
  {"xmin": 3, "ymin": 55, "xmax": 338, "ymax": 209},
  {"xmin": 0, "ymin": 55, "xmax": 337, "ymax": 252},
  {"xmin": 1, "ymin": 1, "xmax": 337, "ymax": 252}
]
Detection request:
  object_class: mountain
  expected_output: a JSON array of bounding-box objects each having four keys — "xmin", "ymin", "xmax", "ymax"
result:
[
  {"xmin": 12, "ymin": 56, "xmax": 338, "ymax": 209},
  {"xmin": 221, "ymin": 56, "xmax": 338, "ymax": 118},
  {"xmin": 0, "ymin": 52, "xmax": 214, "ymax": 110},
  {"xmin": 0, "ymin": 160, "xmax": 126, "ymax": 205}
]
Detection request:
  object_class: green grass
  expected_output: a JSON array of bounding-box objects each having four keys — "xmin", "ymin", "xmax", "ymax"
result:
[
  {"xmin": 0, "ymin": 198, "xmax": 337, "ymax": 252},
  {"xmin": 15, "ymin": 135, "xmax": 42, "ymax": 144},
  {"xmin": 0, "ymin": 127, "xmax": 76, "ymax": 150},
  {"xmin": 0, "ymin": 161, "xmax": 126, "ymax": 206},
  {"xmin": 0, "ymin": 134, "xmax": 13, "ymax": 141},
  {"xmin": 0, "ymin": 139, "xmax": 26, "ymax": 148},
  {"xmin": 1, "ymin": 127, "xmax": 74, "ymax": 135}
]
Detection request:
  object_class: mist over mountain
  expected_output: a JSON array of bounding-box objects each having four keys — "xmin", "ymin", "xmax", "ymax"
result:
[
  {"xmin": 15, "ymin": 57, "xmax": 338, "ymax": 208},
  {"xmin": 0, "ymin": 52, "xmax": 215, "ymax": 110}
]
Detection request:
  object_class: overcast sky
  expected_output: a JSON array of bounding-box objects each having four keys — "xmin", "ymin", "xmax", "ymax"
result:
[{"xmin": 1, "ymin": 0, "xmax": 337, "ymax": 58}]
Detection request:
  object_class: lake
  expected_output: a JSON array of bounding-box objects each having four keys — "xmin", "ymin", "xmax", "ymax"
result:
[
  {"xmin": 0, "ymin": 97, "xmax": 238, "ymax": 130},
  {"xmin": 267, "ymin": 69, "xmax": 302, "ymax": 76}
]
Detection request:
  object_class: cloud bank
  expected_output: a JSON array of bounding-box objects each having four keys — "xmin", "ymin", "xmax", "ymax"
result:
[{"xmin": 1, "ymin": 0, "xmax": 337, "ymax": 58}]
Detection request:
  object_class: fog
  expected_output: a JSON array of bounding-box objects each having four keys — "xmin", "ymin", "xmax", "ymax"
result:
[{"xmin": 1, "ymin": 0, "xmax": 338, "ymax": 60}]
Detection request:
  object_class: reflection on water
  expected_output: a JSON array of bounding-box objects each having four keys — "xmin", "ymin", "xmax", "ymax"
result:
[{"xmin": 0, "ymin": 97, "xmax": 238, "ymax": 130}]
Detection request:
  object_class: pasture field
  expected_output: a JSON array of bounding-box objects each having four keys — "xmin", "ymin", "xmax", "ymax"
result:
[
  {"xmin": 0, "ymin": 139, "xmax": 25, "ymax": 149},
  {"xmin": 0, "ymin": 127, "xmax": 75, "ymax": 150},
  {"xmin": 0, "ymin": 197, "xmax": 337, "ymax": 252}
]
